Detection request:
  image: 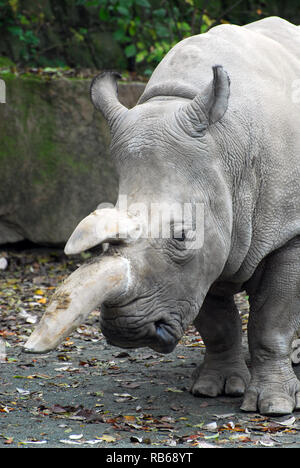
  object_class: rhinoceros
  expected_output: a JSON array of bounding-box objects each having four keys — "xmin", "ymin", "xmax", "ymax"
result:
[{"xmin": 25, "ymin": 17, "xmax": 300, "ymax": 416}]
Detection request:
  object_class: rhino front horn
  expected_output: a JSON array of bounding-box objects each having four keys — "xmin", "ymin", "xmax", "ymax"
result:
[{"xmin": 23, "ymin": 255, "xmax": 131, "ymax": 353}]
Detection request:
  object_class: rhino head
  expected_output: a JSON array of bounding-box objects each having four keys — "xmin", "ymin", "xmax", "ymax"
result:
[{"xmin": 24, "ymin": 67, "xmax": 233, "ymax": 355}]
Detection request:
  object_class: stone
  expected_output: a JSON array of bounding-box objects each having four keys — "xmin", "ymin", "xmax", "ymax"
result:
[
  {"xmin": 0, "ymin": 74, "xmax": 145, "ymax": 246},
  {"xmin": 0, "ymin": 257, "xmax": 8, "ymax": 270}
]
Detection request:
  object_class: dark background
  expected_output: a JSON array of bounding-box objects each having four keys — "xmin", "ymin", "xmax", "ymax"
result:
[{"xmin": 1, "ymin": 0, "xmax": 299, "ymax": 76}]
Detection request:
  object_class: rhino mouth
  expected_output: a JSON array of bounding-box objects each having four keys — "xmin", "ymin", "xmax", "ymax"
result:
[
  {"xmin": 152, "ymin": 320, "xmax": 179, "ymax": 353},
  {"xmin": 104, "ymin": 325, "xmax": 178, "ymax": 354},
  {"xmin": 100, "ymin": 305, "xmax": 179, "ymax": 354}
]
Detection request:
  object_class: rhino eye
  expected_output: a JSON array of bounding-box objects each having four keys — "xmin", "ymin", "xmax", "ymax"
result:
[{"xmin": 172, "ymin": 229, "xmax": 186, "ymax": 242}]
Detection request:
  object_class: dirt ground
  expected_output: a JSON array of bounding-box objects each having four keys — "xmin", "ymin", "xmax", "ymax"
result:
[{"xmin": 1, "ymin": 246, "xmax": 300, "ymax": 449}]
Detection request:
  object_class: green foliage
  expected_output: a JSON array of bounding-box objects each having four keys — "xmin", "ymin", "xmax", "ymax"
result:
[
  {"xmin": 0, "ymin": 0, "xmax": 41, "ymax": 62},
  {"xmin": 0, "ymin": 0, "xmax": 300, "ymax": 74},
  {"xmin": 89, "ymin": 0, "xmax": 217, "ymax": 73},
  {"xmin": 73, "ymin": 0, "xmax": 300, "ymax": 74},
  {"xmin": 0, "ymin": 56, "xmax": 15, "ymax": 67}
]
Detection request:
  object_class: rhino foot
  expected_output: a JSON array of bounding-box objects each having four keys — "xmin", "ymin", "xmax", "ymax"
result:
[
  {"xmin": 190, "ymin": 357, "xmax": 250, "ymax": 398},
  {"xmin": 241, "ymin": 376, "xmax": 300, "ymax": 415}
]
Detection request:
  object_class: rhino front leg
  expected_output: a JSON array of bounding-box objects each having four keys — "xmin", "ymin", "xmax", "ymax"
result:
[
  {"xmin": 190, "ymin": 294, "xmax": 250, "ymax": 397},
  {"xmin": 242, "ymin": 240, "xmax": 300, "ymax": 415}
]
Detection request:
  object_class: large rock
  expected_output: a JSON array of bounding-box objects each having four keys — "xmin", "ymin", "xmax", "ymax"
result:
[{"xmin": 0, "ymin": 74, "xmax": 145, "ymax": 246}]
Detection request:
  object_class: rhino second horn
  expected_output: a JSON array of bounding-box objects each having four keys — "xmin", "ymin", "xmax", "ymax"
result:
[
  {"xmin": 64, "ymin": 208, "xmax": 142, "ymax": 255},
  {"xmin": 23, "ymin": 256, "xmax": 131, "ymax": 353}
]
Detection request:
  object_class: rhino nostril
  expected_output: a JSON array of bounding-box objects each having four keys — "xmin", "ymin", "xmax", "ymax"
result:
[
  {"xmin": 154, "ymin": 320, "xmax": 178, "ymax": 354},
  {"xmin": 155, "ymin": 320, "xmax": 174, "ymax": 342}
]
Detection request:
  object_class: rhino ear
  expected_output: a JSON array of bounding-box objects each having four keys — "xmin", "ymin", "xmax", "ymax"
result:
[
  {"xmin": 179, "ymin": 65, "xmax": 230, "ymax": 135},
  {"xmin": 90, "ymin": 71, "xmax": 128, "ymax": 131}
]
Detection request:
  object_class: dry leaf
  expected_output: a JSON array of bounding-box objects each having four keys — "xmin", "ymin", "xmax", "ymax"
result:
[
  {"xmin": 166, "ymin": 387, "xmax": 183, "ymax": 393},
  {"xmin": 98, "ymin": 435, "xmax": 116, "ymax": 443}
]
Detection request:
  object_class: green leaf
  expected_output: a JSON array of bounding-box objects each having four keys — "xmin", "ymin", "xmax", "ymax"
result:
[
  {"xmin": 153, "ymin": 8, "xmax": 166, "ymax": 18},
  {"xmin": 43, "ymin": 67, "xmax": 58, "ymax": 72},
  {"xmin": 178, "ymin": 21, "xmax": 191, "ymax": 32},
  {"xmin": 144, "ymin": 68, "xmax": 153, "ymax": 77},
  {"xmin": 166, "ymin": 387, "xmax": 184, "ymax": 393},
  {"xmin": 19, "ymin": 15, "xmax": 30, "ymax": 25},
  {"xmin": 120, "ymin": 0, "xmax": 133, "ymax": 6},
  {"xmin": 23, "ymin": 30, "xmax": 39, "ymax": 46},
  {"xmin": 135, "ymin": 0, "xmax": 151, "ymax": 7},
  {"xmin": 133, "ymin": 16, "xmax": 141, "ymax": 26},
  {"xmin": 128, "ymin": 20, "xmax": 136, "ymax": 36},
  {"xmin": 136, "ymin": 51, "xmax": 147, "ymax": 63},
  {"xmin": 85, "ymin": 0, "xmax": 102, "ymax": 6},
  {"xmin": 124, "ymin": 43, "xmax": 136, "ymax": 58},
  {"xmin": 117, "ymin": 5, "xmax": 130, "ymax": 17},
  {"xmin": 7, "ymin": 25, "xmax": 23, "ymax": 37},
  {"xmin": 155, "ymin": 24, "xmax": 170, "ymax": 38},
  {"xmin": 113, "ymin": 29, "xmax": 130, "ymax": 43},
  {"xmin": 204, "ymin": 433, "xmax": 219, "ymax": 440},
  {"xmin": 99, "ymin": 7, "xmax": 110, "ymax": 21}
]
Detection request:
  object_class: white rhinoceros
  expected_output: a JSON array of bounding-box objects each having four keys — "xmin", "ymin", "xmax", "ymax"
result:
[{"xmin": 25, "ymin": 17, "xmax": 300, "ymax": 416}]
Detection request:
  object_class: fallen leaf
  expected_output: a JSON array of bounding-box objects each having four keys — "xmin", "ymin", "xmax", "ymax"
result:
[
  {"xmin": 98, "ymin": 435, "xmax": 116, "ymax": 443},
  {"xmin": 273, "ymin": 416, "xmax": 296, "ymax": 427},
  {"xmin": 130, "ymin": 436, "xmax": 143, "ymax": 443},
  {"xmin": 259, "ymin": 435, "xmax": 275, "ymax": 447},
  {"xmin": 16, "ymin": 387, "xmax": 30, "ymax": 395},
  {"xmin": 37, "ymin": 297, "xmax": 47, "ymax": 304},
  {"xmin": 50, "ymin": 404, "xmax": 69, "ymax": 414},
  {"xmin": 203, "ymin": 421, "xmax": 218, "ymax": 432},
  {"xmin": 22, "ymin": 440, "xmax": 47, "ymax": 445},
  {"xmin": 4, "ymin": 437, "xmax": 14, "ymax": 445},
  {"xmin": 59, "ymin": 439, "xmax": 82, "ymax": 445},
  {"xmin": 204, "ymin": 433, "xmax": 219, "ymax": 440},
  {"xmin": 69, "ymin": 434, "xmax": 83, "ymax": 440},
  {"xmin": 113, "ymin": 392, "xmax": 138, "ymax": 402},
  {"xmin": 123, "ymin": 415, "xmax": 136, "ymax": 422},
  {"xmin": 196, "ymin": 441, "xmax": 220, "ymax": 448},
  {"xmin": 213, "ymin": 412, "xmax": 236, "ymax": 419},
  {"xmin": 121, "ymin": 381, "xmax": 141, "ymax": 389}
]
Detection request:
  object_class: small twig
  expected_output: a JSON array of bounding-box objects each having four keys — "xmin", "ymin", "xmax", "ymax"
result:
[{"xmin": 35, "ymin": 43, "xmax": 62, "ymax": 56}]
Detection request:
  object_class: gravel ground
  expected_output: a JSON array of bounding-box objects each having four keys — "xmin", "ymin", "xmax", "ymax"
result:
[{"xmin": 1, "ymin": 246, "xmax": 300, "ymax": 450}]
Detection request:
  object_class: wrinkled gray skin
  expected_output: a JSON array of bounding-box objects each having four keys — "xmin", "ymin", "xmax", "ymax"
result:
[{"xmin": 29, "ymin": 17, "xmax": 300, "ymax": 416}]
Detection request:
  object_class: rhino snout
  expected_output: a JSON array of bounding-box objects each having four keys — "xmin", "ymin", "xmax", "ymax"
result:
[
  {"xmin": 100, "ymin": 305, "xmax": 179, "ymax": 354},
  {"xmin": 153, "ymin": 320, "xmax": 179, "ymax": 353}
]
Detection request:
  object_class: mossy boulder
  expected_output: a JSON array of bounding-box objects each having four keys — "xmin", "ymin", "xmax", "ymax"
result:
[{"xmin": 0, "ymin": 74, "xmax": 145, "ymax": 245}]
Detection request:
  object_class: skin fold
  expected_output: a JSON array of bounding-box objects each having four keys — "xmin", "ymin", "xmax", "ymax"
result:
[{"xmin": 25, "ymin": 17, "xmax": 300, "ymax": 416}]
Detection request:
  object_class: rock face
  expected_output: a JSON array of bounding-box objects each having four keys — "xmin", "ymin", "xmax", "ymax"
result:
[{"xmin": 0, "ymin": 75, "xmax": 145, "ymax": 246}]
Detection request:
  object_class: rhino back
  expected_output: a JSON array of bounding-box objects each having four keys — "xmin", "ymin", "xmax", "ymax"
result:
[{"xmin": 140, "ymin": 17, "xmax": 300, "ymax": 106}]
